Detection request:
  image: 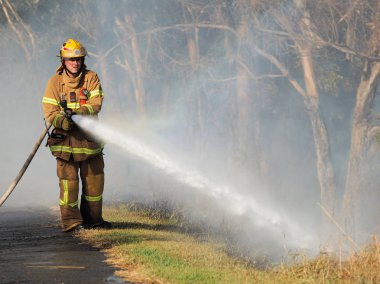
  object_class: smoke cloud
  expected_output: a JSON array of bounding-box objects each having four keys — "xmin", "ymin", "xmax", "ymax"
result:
[{"xmin": 0, "ymin": 1, "xmax": 370, "ymax": 259}]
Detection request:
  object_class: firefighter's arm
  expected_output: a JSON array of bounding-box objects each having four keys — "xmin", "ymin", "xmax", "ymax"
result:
[
  {"xmin": 75, "ymin": 73, "xmax": 104, "ymax": 115},
  {"xmin": 42, "ymin": 79, "xmax": 70, "ymax": 130}
]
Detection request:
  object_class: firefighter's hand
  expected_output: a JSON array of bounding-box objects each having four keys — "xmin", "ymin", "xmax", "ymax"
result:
[
  {"xmin": 74, "ymin": 107, "xmax": 90, "ymax": 115},
  {"xmin": 74, "ymin": 108, "xmax": 84, "ymax": 115},
  {"xmin": 61, "ymin": 117, "xmax": 73, "ymax": 131}
]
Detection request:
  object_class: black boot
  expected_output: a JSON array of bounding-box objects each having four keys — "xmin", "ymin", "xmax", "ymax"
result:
[{"xmin": 84, "ymin": 220, "xmax": 112, "ymax": 230}]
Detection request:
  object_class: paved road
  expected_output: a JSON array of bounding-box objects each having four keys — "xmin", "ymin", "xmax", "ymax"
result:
[{"xmin": 0, "ymin": 207, "xmax": 127, "ymax": 284}]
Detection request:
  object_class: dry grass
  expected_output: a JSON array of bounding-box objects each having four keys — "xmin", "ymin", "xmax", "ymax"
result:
[
  {"xmin": 273, "ymin": 237, "xmax": 380, "ymax": 283},
  {"xmin": 77, "ymin": 204, "xmax": 380, "ymax": 284}
]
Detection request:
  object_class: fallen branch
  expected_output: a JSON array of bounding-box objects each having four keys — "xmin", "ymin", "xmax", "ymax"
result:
[{"xmin": 318, "ymin": 202, "xmax": 360, "ymax": 251}]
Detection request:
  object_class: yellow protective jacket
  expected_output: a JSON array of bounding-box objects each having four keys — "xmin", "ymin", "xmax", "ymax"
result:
[{"xmin": 42, "ymin": 68, "xmax": 104, "ymax": 162}]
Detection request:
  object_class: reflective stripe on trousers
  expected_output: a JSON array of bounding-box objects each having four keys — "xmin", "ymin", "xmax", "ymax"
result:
[
  {"xmin": 59, "ymin": 178, "xmax": 82, "ymax": 231},
  {"xmin": 57, "ymin": 155, "xmax": 105, "ymax": 228}
]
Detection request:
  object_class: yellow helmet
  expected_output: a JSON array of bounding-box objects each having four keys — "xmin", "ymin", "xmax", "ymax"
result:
[{"xmin": 60, "ymin": 38, "xmax": 87, "ymax": 59}]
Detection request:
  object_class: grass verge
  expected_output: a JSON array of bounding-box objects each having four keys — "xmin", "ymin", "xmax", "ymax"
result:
[{"xmin": 76, "ymin": 204, "xmax": 380, "ymax": 283}]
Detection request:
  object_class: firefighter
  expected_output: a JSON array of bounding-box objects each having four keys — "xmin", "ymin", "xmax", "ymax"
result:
[{"xmin": 42, "ymin": 38, "xmax": 111, "ymax": 232}]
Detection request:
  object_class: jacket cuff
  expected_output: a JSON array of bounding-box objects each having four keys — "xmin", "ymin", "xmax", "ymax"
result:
[
  {"xmin": 79, "ymin": 105, "xmax": 94, "ymax": 115},
  {"xmin": 53, "ymin": 113, "xmax": 65, "ymax": 128}
]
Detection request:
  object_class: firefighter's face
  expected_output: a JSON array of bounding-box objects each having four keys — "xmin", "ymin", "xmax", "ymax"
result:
[{"xmin": 64, "ymin": 57, "xmax": 83, "ymax": 76}]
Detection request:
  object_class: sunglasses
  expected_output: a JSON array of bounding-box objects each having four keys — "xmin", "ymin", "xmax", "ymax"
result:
[{"xmin": 64, "ymin": 57, "xmax": 82, "ymax": 62}]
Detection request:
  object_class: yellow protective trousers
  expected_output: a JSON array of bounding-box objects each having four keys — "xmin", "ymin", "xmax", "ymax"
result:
[{"xmin": 57, "ymin": 155, "xmax": 105, "ymax": 232}]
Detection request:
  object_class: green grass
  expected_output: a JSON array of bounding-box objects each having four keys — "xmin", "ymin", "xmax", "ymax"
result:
[{"xmin": 77, "ymin": 204, "xmax": 380, "ymax": 284}]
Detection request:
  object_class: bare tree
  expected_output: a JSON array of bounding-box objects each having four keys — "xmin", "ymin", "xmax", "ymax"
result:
[
  {"xmin": 0, "ymin": 0, "xmax": 35, "ymax": 63},
  {"xmin": 249, "ymin": 0, "xmax": 337, "ymax": 216}
]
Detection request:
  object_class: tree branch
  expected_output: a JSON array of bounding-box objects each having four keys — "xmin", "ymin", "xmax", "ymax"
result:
[
  {"xmin": 254, "ymin": 46, "xmax": 307, "ymax": 97},
  {"xmin": 1, "ymin": 0, "xmax": 36, "ymax": 60},
  {"xmin": 0, "ymin": 0, "xmax": 30, "ymax": 61},
  {"xmin": 96, "ymin": 22, "xmax": 238, "ymax": 65}
]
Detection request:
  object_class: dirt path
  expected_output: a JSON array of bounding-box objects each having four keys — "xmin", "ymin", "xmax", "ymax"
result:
[{"xmin": 0, "ymin": 207, "xmax": 128, "ymax": 283}]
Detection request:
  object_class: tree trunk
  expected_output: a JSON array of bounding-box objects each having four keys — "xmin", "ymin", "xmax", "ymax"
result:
[
  {"xmin": 304, "ymin": 96, "xmax": 337, "ymax": 214},
  {"xmin": 115, "ymin": 16, "xmax": 146, "ymax": 115},
  {"xmin": 342, "ymin": 60, "xmax": 380, "ymax": 233},
  {"xmin": 235, "ymin": 5, "xmax": 262, "ymax": 173},
  {"xmin": 293, "ymin": 3, "xmax": 337, "ymax": 216},
  {"xmin": 125, "ymin": 16, "xmax": 146, "ymax": 115},
  {"xmin": 298, "ymin": 41, "xmax": 337, "ymax": 215},
  {"xmin": 255, "ymin": 35, "xmax": 337, "ymax": 217},
  {"xmin": 342, "ymin": 0, "xmax": 380, "ymax": 234},
  {"xmin": 186, "ymin": 27, "xmax": 203, "ymax": 152}
]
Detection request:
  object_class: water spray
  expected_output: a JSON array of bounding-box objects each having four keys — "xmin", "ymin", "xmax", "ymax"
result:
[{"xmin": 73, "ymin": 116, "xmax": 318, "ymax": 250}]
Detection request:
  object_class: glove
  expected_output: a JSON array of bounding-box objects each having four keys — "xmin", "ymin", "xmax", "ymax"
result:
[
  {"xmin": 61, "ymin": 117, "xmax": 73, "ymax": 131},
  {"xmin": 74, "ymin": 108, "xmax": 86, "ymax": 115}
]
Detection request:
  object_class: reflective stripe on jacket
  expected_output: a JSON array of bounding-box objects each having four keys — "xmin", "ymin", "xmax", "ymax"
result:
[{"xmin": 42, "ymin": 69, "xmax": 104, "ymax": 162}]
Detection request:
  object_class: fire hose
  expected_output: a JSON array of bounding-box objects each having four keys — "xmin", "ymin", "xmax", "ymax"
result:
[
  {"xmin": 0, "ymin": 123, "xmax": 52, "ymax": 207},
  {"xmin": 0, "ymin": 100, "xmax": 77, "ymax": 207}
]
